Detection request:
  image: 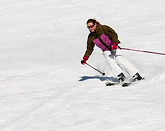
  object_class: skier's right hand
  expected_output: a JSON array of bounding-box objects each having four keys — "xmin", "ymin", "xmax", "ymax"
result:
[{"xmin": 81, "ymin": 56, "xmax": 88, "ymax": 65}]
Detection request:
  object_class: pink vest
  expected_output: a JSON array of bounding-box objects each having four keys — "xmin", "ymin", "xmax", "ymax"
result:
[{"xmin": 93, "ymin": 33, "xmax": 112, "ymax": 51}]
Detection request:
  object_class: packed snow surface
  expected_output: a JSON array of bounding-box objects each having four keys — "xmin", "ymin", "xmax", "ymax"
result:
[{"xmin": 0, "ymin": 0, "xmax": 165, "ymax": 130}]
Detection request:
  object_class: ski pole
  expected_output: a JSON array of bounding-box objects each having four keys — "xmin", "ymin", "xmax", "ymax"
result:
[
  {"xmin": 121, "ymin": 47, "xmax": 165, "ymax": 56},
  {"xmin": 86, "ymin": 63, "xmax": 105, "ymax": 76}
]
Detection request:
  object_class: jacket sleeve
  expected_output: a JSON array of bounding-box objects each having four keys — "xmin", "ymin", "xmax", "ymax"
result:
[
  {"xmin": 103, "ymin": 25, "xmax": 120, "ymax": 44},
  {"xmin": 83, "ymin": 36, "xmax": 95, "ymax": 59}
]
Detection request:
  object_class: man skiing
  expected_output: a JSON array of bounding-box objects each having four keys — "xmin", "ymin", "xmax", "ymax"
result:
[{"xmin": 81, "ymin": 18, "xmax": 143, "ymax": 86}]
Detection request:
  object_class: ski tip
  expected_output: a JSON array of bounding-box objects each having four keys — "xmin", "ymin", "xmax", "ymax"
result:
[
  {"xmin": 105, "ymin": 82, "xmax": 118, "ymax": 86},
  {"xmin": 122, "ymin": 83, "xmax": 131, "ymax": 87}
]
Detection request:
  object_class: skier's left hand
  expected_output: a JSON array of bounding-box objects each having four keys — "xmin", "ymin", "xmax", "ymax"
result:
[{"xmin": 110, "ymin": 42, "xmax": 118, "ymax": 50}]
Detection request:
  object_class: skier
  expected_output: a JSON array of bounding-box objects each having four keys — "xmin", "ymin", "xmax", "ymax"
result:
[{"xmin": 81, "ymin": 18, "xmax": 143, "ymax": 84}]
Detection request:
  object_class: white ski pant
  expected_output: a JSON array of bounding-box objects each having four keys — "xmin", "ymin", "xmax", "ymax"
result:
[{"xmin": 103, "ymin": 49, "xmax": 138, "ymax": 78}]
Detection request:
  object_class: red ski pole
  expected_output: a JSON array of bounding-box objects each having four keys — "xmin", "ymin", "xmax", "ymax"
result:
[
  {"xmin": 121, "ymin": 47, "xmax": 165, "ymax": 56},
  {"xmin": 86, "ymin": 63, "xmax": 105, "ymax": 76}
]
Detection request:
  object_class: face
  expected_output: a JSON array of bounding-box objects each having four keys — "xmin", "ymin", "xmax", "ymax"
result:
[{"xmin": 87, "ymin": 22, "xmax": 97, "ymax": 32}]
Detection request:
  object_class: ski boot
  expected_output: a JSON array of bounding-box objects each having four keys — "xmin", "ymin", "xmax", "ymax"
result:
[
  {"xmin": 133, "ymin": 73, "xmax": 144, "ymax": 81},
  {"xmin": 118, "ymin": 73, "xmax": 131, "ymax": 87}
]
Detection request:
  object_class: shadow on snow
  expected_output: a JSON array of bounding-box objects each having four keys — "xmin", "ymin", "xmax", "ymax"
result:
[{"xmin": 79, "ymin": 76, "xmax": 117, "ymax": 82}]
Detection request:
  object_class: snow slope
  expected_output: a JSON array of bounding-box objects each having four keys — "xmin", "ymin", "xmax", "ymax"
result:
[{"xmin": 0, "ymin": 0, "xmax": 165, "ymax": 130}]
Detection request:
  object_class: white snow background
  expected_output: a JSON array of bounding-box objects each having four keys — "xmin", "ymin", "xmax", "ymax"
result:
[{"xmin": 0, "ymin": 0, "xmax": 165, "ymax": 131}]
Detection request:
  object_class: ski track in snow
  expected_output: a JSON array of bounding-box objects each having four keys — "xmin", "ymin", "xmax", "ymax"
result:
[{"xmin": 0, "ymin": 0, "xmax": 165, "ymax": 131}]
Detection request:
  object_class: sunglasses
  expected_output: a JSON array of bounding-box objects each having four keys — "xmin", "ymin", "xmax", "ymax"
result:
[{"xmin": 87, "ymin": 24, "xmax": 94, "ymax": 29}]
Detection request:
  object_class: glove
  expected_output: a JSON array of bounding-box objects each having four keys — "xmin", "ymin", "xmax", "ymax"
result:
[
  {"xmin": 110, "ymin": 42, "xmax": 118, "ymax": 50},
  {"xmin": 81, "ymin": 56, "xmax": 88, "ymax": 65}
]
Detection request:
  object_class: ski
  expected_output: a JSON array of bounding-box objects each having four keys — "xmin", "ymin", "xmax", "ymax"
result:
[
  {"xmin": 105, "ymin": 81, "xmax": 131, "ymax": 87},
  {"xmin": 105, "ymin": 82, "xmax": 119, "ymax": 86},
  {"xmin": 106, "ymin": 77, "xmax": 145, "ymax": 87},
  {"xmin": 105, "ymin": 82, "xmax": 131, "ymax": 87},
  {"xmin": 121, "ymin": 82, "xmax": 131, "ymax": 87}
]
